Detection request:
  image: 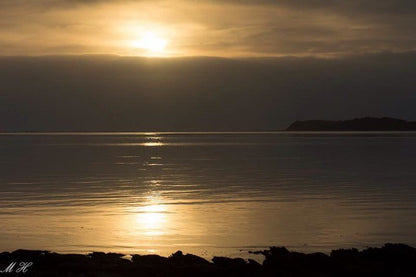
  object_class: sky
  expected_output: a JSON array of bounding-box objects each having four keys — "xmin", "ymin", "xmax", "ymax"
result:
[
  {"xmin": 0, "ymin": 0, "xmax": 415, "ymax": 57},
  {"xmin": 0, "ymin": 1, "xmax": 415, "ymax": 131},
  {"xmin": 1, "ymin": 53, "xmax": 415, "ymax": 131}
]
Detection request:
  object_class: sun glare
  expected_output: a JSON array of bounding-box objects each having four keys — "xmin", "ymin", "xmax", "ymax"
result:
[{"xmin": 132, "ymin": 31, "xmax": 168, "ymax": 53}]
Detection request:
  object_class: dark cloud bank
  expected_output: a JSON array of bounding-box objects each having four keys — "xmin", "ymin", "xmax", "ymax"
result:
[{"xmin": 0, "ymin": 52, "xmax": 415, "ymax": 132}]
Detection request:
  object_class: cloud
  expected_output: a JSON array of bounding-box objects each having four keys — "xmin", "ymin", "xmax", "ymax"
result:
[
  {"xmin": 0, "ymin": 0, "xmax": 414, "ymax": 56},
  {"xmin": 18, "ymin": 0, "xmax": 415, "ymax": 14},
  {"xmin": 3, "ymin": 0, "xmax": 415, "ymax": 15}
]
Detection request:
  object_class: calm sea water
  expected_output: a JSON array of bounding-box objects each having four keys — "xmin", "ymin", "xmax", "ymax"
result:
[{"xmin": 1, "ymin": 132, "xmax": 416, "ymax": 259}]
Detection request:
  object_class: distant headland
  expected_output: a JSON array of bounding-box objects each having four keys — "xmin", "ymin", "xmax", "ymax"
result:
[{"xmin": 286, "ymin": 117, "xmax": 416, "ymax": 131}]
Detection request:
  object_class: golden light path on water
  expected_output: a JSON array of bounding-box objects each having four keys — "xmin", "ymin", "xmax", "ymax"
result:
[{"xmin": 134, "ymin": 191, "xmax": 168, "ymax": 237}]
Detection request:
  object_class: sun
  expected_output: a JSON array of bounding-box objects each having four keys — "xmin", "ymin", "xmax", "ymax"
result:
[{"xmin": 131, "ymin": 31, "xmax": 168, "ymax": 53}]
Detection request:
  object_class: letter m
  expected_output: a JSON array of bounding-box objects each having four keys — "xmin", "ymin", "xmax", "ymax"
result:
[{"xmin": 1, "ymin": 262, "xmax": 16, "ymax": 273}]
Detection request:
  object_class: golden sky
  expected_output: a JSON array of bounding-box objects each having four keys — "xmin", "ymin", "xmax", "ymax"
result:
[{"xmin": 0, "ymin": 0, "xmax": 415, "ymax": 57}]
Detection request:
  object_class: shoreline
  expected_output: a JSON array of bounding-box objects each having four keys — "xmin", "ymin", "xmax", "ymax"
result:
[{"xmin": 1, "ymin": 243, "xmax": 415, "ymax": 276}]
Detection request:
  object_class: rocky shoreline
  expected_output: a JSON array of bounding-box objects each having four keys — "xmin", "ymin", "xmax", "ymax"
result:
[{"xmin": 1, "ymin": 243, "xmax": 415, "ymax": 276}]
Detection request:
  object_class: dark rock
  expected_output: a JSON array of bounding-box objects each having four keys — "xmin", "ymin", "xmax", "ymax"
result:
[
  {"xmin": 247, "ymin": 259, "xmax": 261, "ymax": 267},
  {"xmin": 0, "ymin": 244, "xmax": 415, "ymax": 276},
  {"xmin": 169, "ymin": 251, "xmax": 211, "ymax": 266},
  {"xmin": 330, "ymin": 248, "xmax": 360, "ymax": 261},
  {"xmin": 131, "ymin": 254, "xmax": 169, "ymax": 266},
  {"xmin": 212, "ymin": 256, "xmax": 247, "ymax": 267}
]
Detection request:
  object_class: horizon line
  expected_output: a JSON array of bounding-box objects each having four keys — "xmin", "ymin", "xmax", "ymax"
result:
[
  {"xmin": 2, "ymin": 131, "xmax": 416, "ymax": 136},
  {"xmin": 0, "ymin": 50, "xmax": 415, "ymax": 60}
]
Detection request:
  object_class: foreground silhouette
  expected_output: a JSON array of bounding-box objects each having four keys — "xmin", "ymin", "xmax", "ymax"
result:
[{"xmin": 1, "ymin": 244, "xmax": 415, "ymax": 276}]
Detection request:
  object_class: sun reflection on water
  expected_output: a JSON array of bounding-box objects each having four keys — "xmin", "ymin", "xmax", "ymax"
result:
[
  {"xmin": 143, "ymin": 136, "xmax": 164, "ymax": 147},
  {"xmin": 134, "ymin": 189, "xmax": 168, "ymax": 237},
  {"xmin": 143, "ymin": 142, "xmax": 164, "ymax": 147},
  {"xmin": 136, "ymin": 205, "xmax": 167, "ymax": 236}
]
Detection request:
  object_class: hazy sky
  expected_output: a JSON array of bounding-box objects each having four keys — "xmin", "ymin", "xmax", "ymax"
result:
[
  {"xmin": 1, "ymin": 53, "xmax": 415, "ymax": 131},
  {"xmin": 1, "ymin": 0, "xmax": 415, "ymax": 57},
  {"xmin": 1, "ymin": 1, "xmax": 415, "ymax": 131}
]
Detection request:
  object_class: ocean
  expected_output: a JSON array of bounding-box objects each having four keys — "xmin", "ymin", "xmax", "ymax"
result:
[{"xmin": 1, "ymin": 132, "xmax": 415, "ymax": 259}]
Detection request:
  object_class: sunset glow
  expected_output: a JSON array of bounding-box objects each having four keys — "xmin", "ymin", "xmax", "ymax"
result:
[
  {"xmin": 131, "ymin": 31, "xmax": 168, "ymax": 54},
  {"xmin": 1, "ymin": 1, "xmax": 416, "ymax": 275}
]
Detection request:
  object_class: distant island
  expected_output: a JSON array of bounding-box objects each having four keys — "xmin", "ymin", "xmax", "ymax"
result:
[{"xmin": 286, "ymin": 117, "xmax": 416, "ymax": 131}]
